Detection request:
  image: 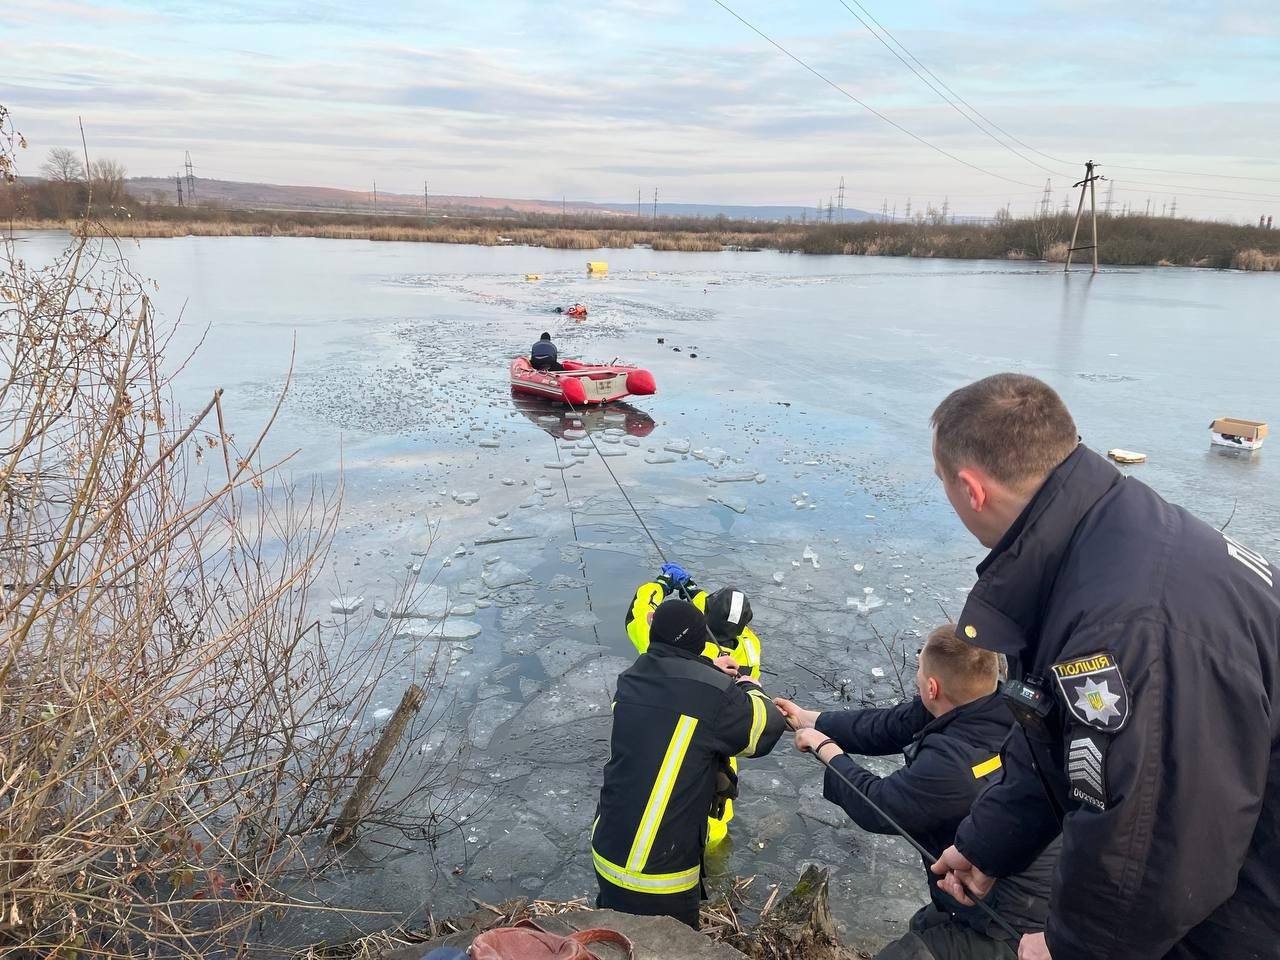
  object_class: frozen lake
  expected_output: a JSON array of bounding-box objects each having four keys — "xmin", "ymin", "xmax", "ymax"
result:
[{"xmin": 14, "ymin": 232, "xmax": 1280, "ymax": 948}]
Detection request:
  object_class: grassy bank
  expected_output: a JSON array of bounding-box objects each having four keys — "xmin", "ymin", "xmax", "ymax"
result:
[{"xmin": 7, "ymin": 206, "xmax": 1280, "ymax": 270}]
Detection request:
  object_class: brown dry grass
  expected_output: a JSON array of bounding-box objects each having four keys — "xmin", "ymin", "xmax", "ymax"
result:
[{"xmin": 1231, "ymin": 248, "xmax": 1280, "ymax": 271}]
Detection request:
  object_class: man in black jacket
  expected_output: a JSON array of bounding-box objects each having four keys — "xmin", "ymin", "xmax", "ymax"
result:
[
  {"xmin": 593, "ymin": 599, "xmax": 787, "ymax": 926},
  {"xmin": 777, "ymin": 624, "xmax": 1056, "ymax": 958},
  {"xmin": 925, "ymin": 373, "xmax": 1280, "ymax": 959}
]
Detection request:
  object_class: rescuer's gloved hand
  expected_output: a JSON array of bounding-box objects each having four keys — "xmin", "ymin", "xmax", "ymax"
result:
[{"xmin": 657, "ymin": 561, "xmax": 696, "ymax": 596}]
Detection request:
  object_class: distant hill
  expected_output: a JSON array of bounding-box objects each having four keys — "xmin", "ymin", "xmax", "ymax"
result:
[
  {"xmin": 586, "ymin": 201, "xmax": 874, "ymax": 222},
  {"xmin": 122, "ymin": 177, "xmax": 867, "ymax": 223}
]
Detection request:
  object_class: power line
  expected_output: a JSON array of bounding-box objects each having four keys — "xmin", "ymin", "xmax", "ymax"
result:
[
  {"xmin": 710, "ymin": 0, "xmax": 1040, "ymax": 189},
  {"xmin": 833, "ymin": 0, "xmax": 1077, "ymax": 170},
  {"xmin": 1106, "ymin": 163, "xmax": 1280, "ymax": 186},
  {"xmin": 831, "ymin": 0, "xmax": 1071, "ymax": 178}
]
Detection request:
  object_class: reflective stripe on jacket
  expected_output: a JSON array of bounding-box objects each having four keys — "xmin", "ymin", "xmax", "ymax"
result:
[{"xmin": 592, "ymin": 643, "xmax": 785, "ymax": 894}]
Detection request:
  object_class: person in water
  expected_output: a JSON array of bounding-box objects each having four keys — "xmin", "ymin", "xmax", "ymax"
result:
[{"xmin": 530, "ymin": 332, "xmax": 562, "ymax": 371}]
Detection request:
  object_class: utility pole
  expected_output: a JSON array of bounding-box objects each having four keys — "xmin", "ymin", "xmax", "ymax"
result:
[
  {"xmin": 837, "ymin": 176, "xmax": 845, "ymax": 224},
  {"xmin": 1065, "ymin": 160, "xmax": 1104, "ymax": 274},
  {"xmin": 373, "ymin": 180, "xmax": 377, "ymax": 213},
  {"xmin": 184, "ymin": 151, "xmax": 195, "ymax": 201},
  {"xmin": 1145, "ymin": 197, "xmax": 1152, "ymax": 217},
  {"xmin": 1169, "ymin": 197, "xmax": 1178, "ymax": 219},
  {"xmin": 941, "ymin": 196, "xmax": 950, "ymax": 222},
  {"xmin": 175, "ymin": 174, "xmax": 184, "ymax": 207},
  {"xmin": 637, "ymin": 188, "xmax": 642, "ymax": 220},
  {"xmin": 424, "ymin": 181, "xmax": 429, "ymax": 217},
  {"xmin": 1103, "ymin": 180, "xmax": 1115, "ymax": 216},
  {"xmin": 880, "ymin": 198, "xmax": 889, "ymax": 222},
  {"xmin": 652, "ymin": 188, "xmax": 658, "ymax": 224},
  {"xmin": 904, "ymin": 197, "xmax": 912, "ymax": 222},
  {"xmin": 826, "ymin": 197, "xmax": 834, "ymax": 223},
  {"xmin": 1040, "ymin": 179, "xmax": 1053, "ymax": 218},
  {"xmin": 891, "ymin": 202, "xmax": 896, "ymax": 223}
]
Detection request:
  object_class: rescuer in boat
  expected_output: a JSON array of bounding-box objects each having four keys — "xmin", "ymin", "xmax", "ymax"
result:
[
  {"xmin": 776, "ymin": 623, "xmax": 1058, "ymax": 960},
  {"xmin": 592, "ymin": 599, "xmax": 786, "ymax": 927},
  {"xmin": 624, "ymin": 563, "xmax": 762, "ymax": 847},
  {"xmin": 925, "ymin": 374, "xmax": 1280, "ymax": 959},
  {"xmin": 530, "ymin": 331, "xmax": 563, "ymax": 371}
]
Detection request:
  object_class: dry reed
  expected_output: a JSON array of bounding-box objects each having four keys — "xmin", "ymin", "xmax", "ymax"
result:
[{"xmin": 0, "ymin": 212, "xmax": 475, "ymax": 957}]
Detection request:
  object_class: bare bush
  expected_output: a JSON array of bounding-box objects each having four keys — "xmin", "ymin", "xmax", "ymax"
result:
[{"xmin": 1, "ymin": 137, "xmax": 468, "ymax": 955}]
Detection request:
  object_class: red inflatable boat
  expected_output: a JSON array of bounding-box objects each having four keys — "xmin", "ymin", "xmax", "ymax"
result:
[{"xmin": 509, "ymin": 358, "xmax": 656, "ymax": 405}]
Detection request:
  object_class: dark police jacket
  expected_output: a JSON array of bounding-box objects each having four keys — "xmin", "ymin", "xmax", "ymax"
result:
[
  {"xmin": 592, "ymin": 643, "xmax": 786, "ymax": 897},
  {"xmin": 954, "ymin": 445, "xmax": 1280, "ymax": 959},
  {"xmin": 530, "ymin": 339, "xmax": 557, "ymax": 363},
  {"xmin": 817, "ymin": 693, "xmax": 1056, "ymax": 937}
]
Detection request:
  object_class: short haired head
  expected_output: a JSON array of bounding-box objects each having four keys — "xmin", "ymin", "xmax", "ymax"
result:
[
  {"xmin": 915, "ymin": 623, "xmax": 999, "ymax": 714},
  {"xmin": 931, "ymin": 374, "xmax": 1078, "ymax": 547},
  {"xmin": 931, "ymin": 373, "xmax": 1077, "ymax": 489},
  {"xmin": 650, "ymin": 599, "xmax": 708, "ymax": 654},
  {"xmin": 540, "ymin": 331, "xmax": 552, "ymax": 341},
  {"xmin": 705, "ymin": 587, "xmax": 752, "ymax": 643}
]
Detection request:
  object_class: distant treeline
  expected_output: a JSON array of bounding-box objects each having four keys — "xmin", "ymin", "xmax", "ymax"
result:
[{"xmin": 5, "ymin": 177, "xmax": 1279, "ymax": 271}]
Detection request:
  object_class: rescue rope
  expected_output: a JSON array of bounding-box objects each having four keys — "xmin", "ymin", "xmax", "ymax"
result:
[
  {"xmin": 807, "ymin": 749, "xmax": 1022, "ymax": 953},
  {"xmin": 562, "ymin": 398, "xmax": 668, "ymax": 564},
  {"xmin": 551, "ymin": 432, "xmax": 603, "ymax": 647}
]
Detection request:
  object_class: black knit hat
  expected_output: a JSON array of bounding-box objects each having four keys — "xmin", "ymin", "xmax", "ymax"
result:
[
  {"xmin": 540, "ymin": 331, "xmax": 552, "ymax": 340},
  {"xmin": 705, "ymin": 587, "xmax": 752, "ymax": 642},
  {"xmin": 650, "ymin": 599, "xmax": 707, "ymax": 654}
]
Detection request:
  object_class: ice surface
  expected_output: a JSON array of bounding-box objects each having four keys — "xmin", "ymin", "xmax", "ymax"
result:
[
  {"xmin": 802, "ymin": 545, "xmax": 820, "ymax": 569},
  {"xmin": 536, "ymin": 638, "xmax": 602, "ymax": 679},
  {"xmin": 452, "ymin": 491, "xmax": 481, "ymax": 505},
  {"xmin": 772, "ymin": 571, "xmax": 785, "ymax": 584},
  {"xmin": 692, "ymin": 447, "xmax": 728, "ymax": 466},
  {"xmin": 563, "ymin": 428, "xmax": 587, "ymax": 440},
  {"xmin": 478, "ymin": 439, "xmax": 501, "ymax": 448},
  {"xmin": 663, "ymin": 439, "xmax": 691, "ymax": 454},
  {"xmin": 598, "ymin": 448, "xmax": 627, "ymax": 457},
  {"xmin": 709, "ymin": 471, "xmax": 758, "ymax": 483},
  {"xmin": 623, "ymin": 436, "xmax": 641, "ymax": 447},
  {"xmin": 847, "ymin": 594, "xmax": 886, "ymax": 615},
  {"xmin": 708, "ymin": 494, "xmax": 747, "ymax": 514},
  {"xmin": 644, "ymin": 453, "xmax": 677, "ymax": 464},
  {"xmin": 544, "ymin": 461, "xmax": 572, "ymax": 470}
]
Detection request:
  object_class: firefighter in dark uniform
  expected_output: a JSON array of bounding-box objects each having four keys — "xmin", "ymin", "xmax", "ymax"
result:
[
  {"xmin": 778, "ymin": 623, "xmax": 1058, "ymax": 959},
  {"xmin": 923, "ymin": 374, "xmax": 1280, "ymax": 960},
  {"xmin": 593, "ymin": 599, "xmax": 787, "ymax": 926}
]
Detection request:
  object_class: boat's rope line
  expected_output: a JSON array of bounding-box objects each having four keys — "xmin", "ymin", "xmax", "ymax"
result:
[
  {"xmin": 551, "ymin": 432, "xmax": 603, "ymax": 647},
  {"xmin": 562, "ymin": 398, "xmax": 668, "ymax": 564}
]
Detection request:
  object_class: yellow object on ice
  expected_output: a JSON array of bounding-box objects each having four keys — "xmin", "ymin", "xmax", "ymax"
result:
[
  {"xmin": 524, "ymin": 273, "xmax": 541, "ymax": 281},
  {"xmin": 587, "ymin": 260, "xmax": 608, "ymax": 273}
]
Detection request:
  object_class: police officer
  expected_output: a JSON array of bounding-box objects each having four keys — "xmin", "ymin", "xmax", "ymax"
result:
[
  {"xmin": 593, "ymin": 599, "xmax": 786, "ymax": 926},
  {"xmin": 923, "ymin": 374, "xmax": 1280, "ymax": 959},
  {"xmin": 778, "ymin": 624, "xmax": 1057, "ymax": 959},
  {"xmin": 625, "ymin": 563, "xmax": 764, "ymax": 846}
]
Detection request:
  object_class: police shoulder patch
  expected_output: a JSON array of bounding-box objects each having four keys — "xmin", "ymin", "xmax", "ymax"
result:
[{"xmin": 1051, "ymin": 651, "xmax": 1130, "ymax": 732}]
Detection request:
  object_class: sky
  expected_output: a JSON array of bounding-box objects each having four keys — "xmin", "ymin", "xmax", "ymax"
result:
[{"xmin": 3, "ymin": 0, "xmax": 1279, "ymax": 220}]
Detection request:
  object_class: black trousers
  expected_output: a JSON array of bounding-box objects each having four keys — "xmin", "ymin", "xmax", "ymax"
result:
[
  {"xmin": 874, "ymin": 905, "xmax": 1017, "ymax": 960},
  {"xmin": 530, "ymin": 356, "xmax": 563, "ymax": 372},
  {"xmin": 595, "ymin": 877, "xmax": 700, "ymax": 929}
]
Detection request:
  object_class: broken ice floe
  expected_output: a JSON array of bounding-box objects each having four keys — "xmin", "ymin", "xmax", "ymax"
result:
[
  {"xmin": 847, "ymin": 592, "xmax": 886, "ymax": 615},
  {"xmin": 395, "ymin": 619, "xmax": 483, "ymax": 641},
  {"xmin": 645, "ymin": 453, "xmax": 677, "ymax": 465},
  {"xmin": 482, "ymin": 561, "xmax": 532, "ymax": 590},
  {"xmin": 477, "ymin": 439, "xmax": 501, "ymax": 448},
  {"xmin": 329, "ymin": 596, "xmax": 364, "ymax": 614},
  {"xmin": 452, "ymin": 491, "xmax": 481, "ymax": 505},
  {"xmin": 802, "ymin": 545, "xmax": 820, "ymax": 569},
  {"xmin": 709, "ymin": 471, "xmax": 759, "ymax": 483},
  {"xmin": 663, "ymin": 439, "xmax": 691, "ymax": 454}
]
